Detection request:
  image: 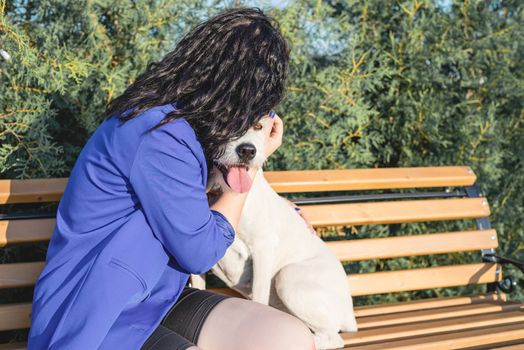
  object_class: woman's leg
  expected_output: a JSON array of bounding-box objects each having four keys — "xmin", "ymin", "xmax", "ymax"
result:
[
  {"xmin": 196, "ymin": 297, "xmax": 316, "ymax": 350},
  {"xmin": 157, "ymin": 287, "xmax": 315, "ymax": 350},
  {"xmin": 141, "ymin": 324, "xmax": 202, "ymax": 350}
]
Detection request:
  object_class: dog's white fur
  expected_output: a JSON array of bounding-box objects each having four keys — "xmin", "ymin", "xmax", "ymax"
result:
[{"xmin": 206, "ymin": 117, "xmax": 358, "ymax": 349}]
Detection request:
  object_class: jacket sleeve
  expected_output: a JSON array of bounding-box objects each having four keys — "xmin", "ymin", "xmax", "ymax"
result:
[{"xmin": 129, "ymin": 121, "xmax": 235, "ymax": 275}]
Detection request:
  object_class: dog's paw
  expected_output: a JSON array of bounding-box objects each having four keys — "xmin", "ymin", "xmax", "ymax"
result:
[
  {"xmin": 341, "ymin": 315, "xmax": 358, "ymax": 332},
  {"xmin": 313, "ymin": 332, "xmax": 345, "ymax": 350}
]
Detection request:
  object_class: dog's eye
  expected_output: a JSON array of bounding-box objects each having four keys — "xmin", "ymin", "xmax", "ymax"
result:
[{"xmin": 254, "ymin": 123, "xmax": 263, "ymax": 130}]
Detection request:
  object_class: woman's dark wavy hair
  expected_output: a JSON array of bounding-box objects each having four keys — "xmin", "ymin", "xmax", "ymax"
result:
[{"xmin": 104, "ymin": 7, "xmax": 290, "ymax": 174}]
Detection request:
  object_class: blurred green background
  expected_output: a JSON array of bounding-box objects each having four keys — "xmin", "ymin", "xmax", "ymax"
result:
[{"xmin": 1, "ymin": 0, "xmax": 523, "ymax": 325}]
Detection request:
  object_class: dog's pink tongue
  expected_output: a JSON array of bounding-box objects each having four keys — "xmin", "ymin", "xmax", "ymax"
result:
[{"xmin": 226, "ymin": 166, "xmax": 253, "ymax": 193}]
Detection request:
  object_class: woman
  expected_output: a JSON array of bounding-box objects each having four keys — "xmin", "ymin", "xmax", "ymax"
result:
[{"xmin": 28, "ymin": 6, "xmax": 316, "ymax": 350}]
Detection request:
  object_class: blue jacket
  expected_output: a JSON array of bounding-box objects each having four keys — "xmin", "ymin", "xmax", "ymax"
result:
[{"xmin": 28, "ymin": 103, "xmax": 235, "ymax": 349}]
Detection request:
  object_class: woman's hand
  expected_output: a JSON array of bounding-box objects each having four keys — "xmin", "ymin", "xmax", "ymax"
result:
[
  {"xmin": 264, "ymin": 112, "xmax": 283, "ymax": 158},
  {"xmin": 283, "ymin": 197, "xmax": 316, "ymax": 235}
]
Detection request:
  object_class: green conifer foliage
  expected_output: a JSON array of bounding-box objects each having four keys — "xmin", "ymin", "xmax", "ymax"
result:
[
  {"xmin": 1, "ymin": 0, "xmax": 523, "ymax": 304},
  {"xmin": 269, "ymin": 0, "xmax": 523, "ymax": 303},
  {"xmin": 0, "ymin": 0, "xmax": 229, "ymax": 176}
]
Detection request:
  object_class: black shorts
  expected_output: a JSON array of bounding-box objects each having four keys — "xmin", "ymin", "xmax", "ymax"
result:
[{"xmin": 141, "ymin": 287, "xmax": 231, "ymax": 350}]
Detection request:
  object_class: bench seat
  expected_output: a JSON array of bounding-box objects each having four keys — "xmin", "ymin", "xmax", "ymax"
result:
[{"xmin": 0, "ymin": 294, "xmax": 522, "ymax": 349}]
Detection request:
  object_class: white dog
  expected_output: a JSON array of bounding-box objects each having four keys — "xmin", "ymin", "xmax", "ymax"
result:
[{"xmin": 206, "ymin": 116, "xmax": 358, "ymax": 349}]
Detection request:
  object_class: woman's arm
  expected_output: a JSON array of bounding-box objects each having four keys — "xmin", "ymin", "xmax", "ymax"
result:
[
  {"xmin": 209, "ymin": 168, "xmax": 256, "ymax": 231},
  {"xmin": 129, "ymin": 122, "xmax": 237, "ymax": 275}
]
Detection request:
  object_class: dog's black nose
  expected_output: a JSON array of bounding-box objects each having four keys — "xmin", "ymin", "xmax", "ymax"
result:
[{"xmin": 236, "ymin": 143, "xmax": 256, "ymax": 161}]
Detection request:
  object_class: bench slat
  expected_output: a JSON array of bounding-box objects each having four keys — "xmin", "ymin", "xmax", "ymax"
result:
[
  {"xmin": 265, "ymin": 166, "xmax": 476, "ymax": 192},
  {"xmin": 209, "ymin": 263, "xmax": 501, "ymax": 298},
  {"xmin": 464, "ymin": 340, "xmax": 524, "ymax": 350},
  {"xmin": 302, "ymin": 198, "xmax": 490, "ymax": 227},
  {"xmin": 353, "ymin": 293, "xmax": 506, "ymax": 317},
  {"xmin": 205, "ymin": 291, "xmax": 510, "ymax": 318},
  {"xmin": 0, "ymin": 178, "xmax": 68, "ymax": 204},
  {"xmin": 0, "ymin": 342, "xmax": 27, "ymax": 350},
  {"xmin": 0, "ymin": 262, "xmax": 45, "ymax": 289},
  {"xmin": 357, "ymin": 301, "xmax": 523, "ymax": 329},
  {"xmin": 0, "ymin": 303, "xmax": 31, "ymax": 331},
  {"xmin": 0, "ymin": 167, "xmax": 476, "ymax": 204},
  {"xmin": 349, "ymin": 263, "xmax": 501, "ymax": 296},
  {"xmin": 344, "ymin": 308, "xmax": 524, "ymax": 346},
  {"xmin": 327, "ymin": 229, "xmax": 498, "ymax": 261},
  {"xmin": 0, "ymin": 218, "xmax": 55, "ymax": 247},
  {"xmin": 345, "ymin": 320, "xmax": 524, "ymax": 349},
  {"xmin": 1, "ymin": 213, "xmax": 494, "ymax": 249}
]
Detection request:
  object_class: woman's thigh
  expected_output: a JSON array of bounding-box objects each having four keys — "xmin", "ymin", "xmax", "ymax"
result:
[
  {"xmin": 196, "ymin": 297, "xmax": 316, "ymax": 350},
  {"xmin": 141, "ymin": 324, "xmax": 198, "ymax": 350}
]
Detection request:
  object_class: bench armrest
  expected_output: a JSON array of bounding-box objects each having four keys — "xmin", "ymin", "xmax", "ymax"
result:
[
  {"xmin": 483, "ymin": 253, "xmax": 524, "ymax": 293},
  {"xmin": 483, "ymin": 254, "xmax": 524, "ymax": 275}
]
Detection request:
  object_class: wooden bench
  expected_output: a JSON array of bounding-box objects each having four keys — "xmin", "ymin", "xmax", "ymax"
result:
[{"xmin": 1, "ymin": 166, "xmax": 523, "ymax": 349}]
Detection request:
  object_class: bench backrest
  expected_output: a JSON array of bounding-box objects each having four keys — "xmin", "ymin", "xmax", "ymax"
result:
[{"xmin": 0, "ymin": 166, "xmax": 501, "ymax": 341}]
